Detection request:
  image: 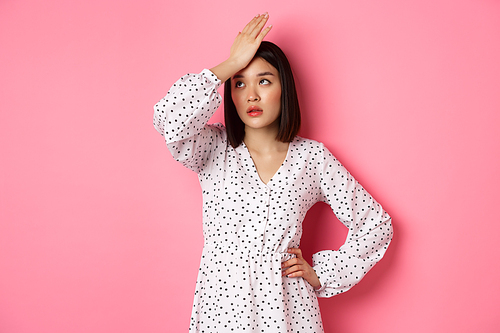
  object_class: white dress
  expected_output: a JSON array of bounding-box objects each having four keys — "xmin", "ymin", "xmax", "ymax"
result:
[{"xmin": 153, "ymin": 69, "xmax": 393, "ymax": 332}]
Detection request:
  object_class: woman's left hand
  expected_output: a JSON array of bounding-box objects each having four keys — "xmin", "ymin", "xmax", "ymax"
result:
[{"xmin": 282, "ymin": 248, "xmax": 321, "ymax": 290}]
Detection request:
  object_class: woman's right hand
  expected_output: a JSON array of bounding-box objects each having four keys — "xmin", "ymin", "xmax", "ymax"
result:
[
  {"xmin": 228, "ymin": 13, "xmax": 272, "ymax": 70},
  {"xmin": 210, "ymin": 13, "xmax": 272, "ymax": 82}
]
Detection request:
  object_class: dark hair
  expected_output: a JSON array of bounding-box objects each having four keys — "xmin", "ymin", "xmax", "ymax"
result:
[{"xmin": 224, "ymin": 41, "xmax": 301, "ymax": 148}]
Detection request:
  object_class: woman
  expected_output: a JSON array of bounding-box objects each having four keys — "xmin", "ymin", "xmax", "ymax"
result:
[{"xmin": 154, "ymin": 13, "xmax": 393, "ymax": 332}]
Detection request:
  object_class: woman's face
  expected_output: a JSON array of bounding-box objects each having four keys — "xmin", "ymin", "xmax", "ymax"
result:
[{"xmin": 231, "ymin": 57, "xmax": 282, "ymax": 133}]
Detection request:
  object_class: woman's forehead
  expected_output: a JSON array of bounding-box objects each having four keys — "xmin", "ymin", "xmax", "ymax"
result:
[{"xmin": 233, "ymin": 57, "xmax": 278, "ymax": 78}]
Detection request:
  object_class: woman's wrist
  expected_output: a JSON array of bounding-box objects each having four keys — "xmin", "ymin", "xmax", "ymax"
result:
[{"xmin": 210, "ymin": 58, "xmax": 242, "ymax": 82}]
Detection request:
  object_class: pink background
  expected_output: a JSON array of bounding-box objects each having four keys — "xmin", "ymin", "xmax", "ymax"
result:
[{"xmin": 1, "ymin": 0, "xmax": 499, "ymax": 332}]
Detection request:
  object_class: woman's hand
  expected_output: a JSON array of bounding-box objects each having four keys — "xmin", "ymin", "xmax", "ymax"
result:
[
  {"xmin": 228, "ymin": 13, "xmax": 272, "ymax": 70},
  {"xmin": 210, "ymin": 13, "xmax": 272, "ymax": 82},
  {"xmin": 282, "ymin": 248, "xmax": 322, "ymax": 290}
]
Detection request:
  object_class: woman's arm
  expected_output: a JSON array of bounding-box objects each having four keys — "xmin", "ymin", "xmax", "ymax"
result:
[
  {"xmin": 153, "ymin": 69, "xmax": 224, "ymax": 173},
  {"xmin": 153, "ymin": 14, "xmax": 272, "ymax": 173},
  {"xmin": 311, "ymin": 144, "xmax": 393, "ymax": 297}
]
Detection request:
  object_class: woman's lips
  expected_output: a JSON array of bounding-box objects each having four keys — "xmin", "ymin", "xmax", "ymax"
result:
[
  {"xmin": 248, "ymin": 111, "xmax": 263, "ymax": 117},
  {"xmin": 247, "ymin": 106, "xmax": 263, "ymax": 117}
]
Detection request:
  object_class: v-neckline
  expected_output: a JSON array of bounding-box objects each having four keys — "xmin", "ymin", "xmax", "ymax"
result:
[{"xmin": 241, "ymin": 139, "xmax": 293, "ymax": 187}]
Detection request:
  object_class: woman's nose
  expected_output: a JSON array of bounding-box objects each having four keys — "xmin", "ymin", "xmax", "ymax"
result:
[{"xmin": 247, "ymin": 90, "xmax": 260, "ymax": 102}]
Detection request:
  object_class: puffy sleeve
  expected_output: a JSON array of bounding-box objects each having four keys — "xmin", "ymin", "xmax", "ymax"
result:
[
  {"xmin": 153, "ymin": 69, "xmax": 225, "ymax": 173},
  {"xmin": 312, "ymin": 143, "xmax": 393, "ymax": 298}
]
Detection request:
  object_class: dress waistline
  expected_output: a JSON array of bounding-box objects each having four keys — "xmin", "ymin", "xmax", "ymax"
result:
[{"xmin": 203, "ymin": 243, "xmax": 296, "ymax": 263}]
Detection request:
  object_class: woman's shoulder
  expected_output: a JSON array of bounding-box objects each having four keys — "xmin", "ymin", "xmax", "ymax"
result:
[
  {"xmin": 206, "ymin": 122, "xmax": 228, "ymax": 140},
  {"xmin": 292, "ymin": 136, "xmax": 340, "ymax": 162},
  {"xmin": 292, "ymin": 136, "xmax": 327, "ymax": 152}
]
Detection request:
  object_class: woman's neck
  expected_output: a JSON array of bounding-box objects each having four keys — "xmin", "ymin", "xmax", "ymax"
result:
[{"xmin": 243, "ymin": 126, "xmax": 288, "ymax": 154}]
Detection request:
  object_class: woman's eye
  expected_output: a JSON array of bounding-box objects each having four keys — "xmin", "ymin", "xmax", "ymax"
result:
[
  {"xmin": 235, "ymin": 81, "xmax": 245, "ymax": 88},
  {"xmin": 260, "ymin": 79, "xmax": 270, "ymax": 85}
]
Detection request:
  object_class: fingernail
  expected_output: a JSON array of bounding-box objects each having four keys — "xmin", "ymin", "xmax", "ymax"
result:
[{"xmin": 264, "ymin": 12, "xmax": 269, "ymax": 18}]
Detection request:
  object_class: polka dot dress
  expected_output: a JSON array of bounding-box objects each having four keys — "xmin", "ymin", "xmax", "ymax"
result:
[{"xmin": 154, "ymin": 69, "xmax": 393, "ymax": 332}]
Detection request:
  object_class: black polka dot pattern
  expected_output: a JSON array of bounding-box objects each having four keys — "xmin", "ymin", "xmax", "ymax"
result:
[{"xmin": 154, "ymin": 69, "xmax": 393, "ymax": 332}]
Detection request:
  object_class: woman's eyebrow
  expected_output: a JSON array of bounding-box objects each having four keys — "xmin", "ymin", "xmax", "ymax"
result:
[{"xmin": 233, "ymin": 72, "xmax": 275, "ymax": 79}]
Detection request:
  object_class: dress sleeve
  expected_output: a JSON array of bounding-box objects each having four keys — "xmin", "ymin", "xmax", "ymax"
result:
[
  {"xmin": 312, "ymin": 143, "xmax": 393, "ymax": 298},
  {"xmin": 153, "ymin": 69, "xmax": 224, "ymax": 173}
]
